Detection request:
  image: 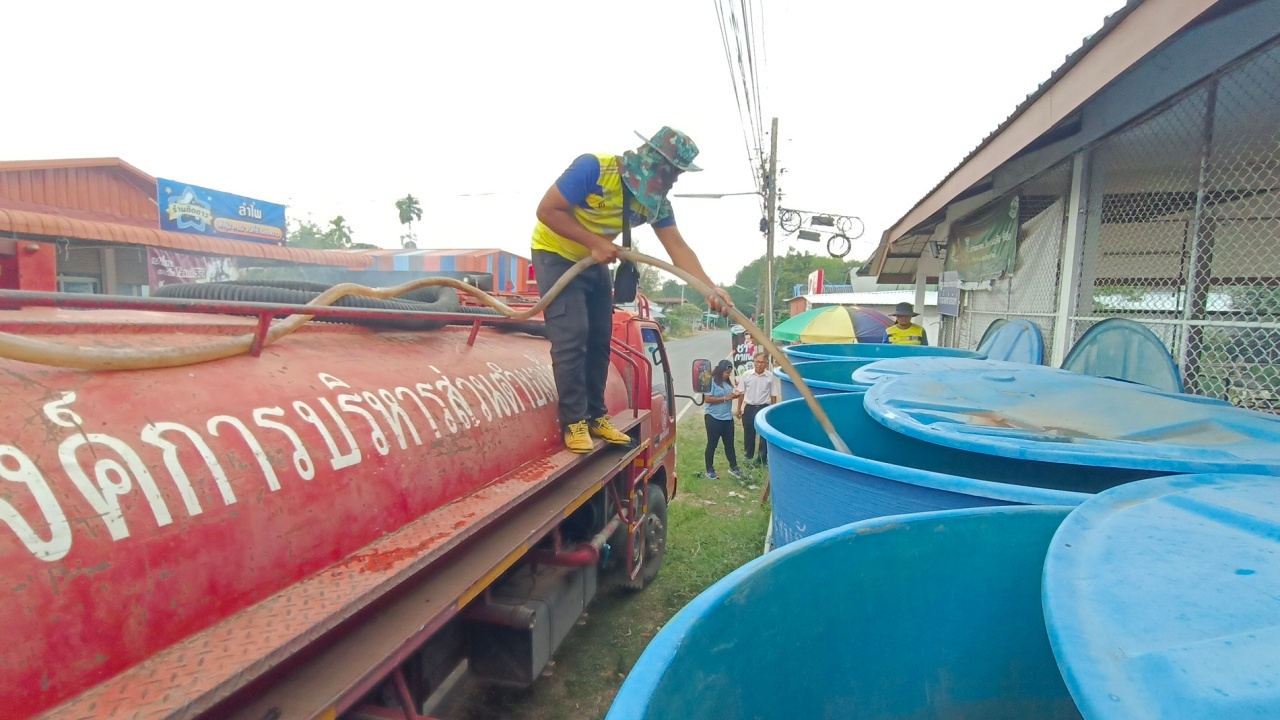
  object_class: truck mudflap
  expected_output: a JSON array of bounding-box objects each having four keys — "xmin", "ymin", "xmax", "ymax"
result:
[{"xmin": 39, "ymin": 412, "xmax": 649, "ymax": 720}]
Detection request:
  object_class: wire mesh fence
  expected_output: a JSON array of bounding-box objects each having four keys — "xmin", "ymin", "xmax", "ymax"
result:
[
  {"xmin": 1073, "ymin": 38, "xmax": 1280, "ymax": 408},
  {"xmin": 947, "ymin": 162, "xmax": 1071, "ymax": 359},
  {"xmin": 942, "ymin": 37, "xmax": 1280, "ymax": 410}
]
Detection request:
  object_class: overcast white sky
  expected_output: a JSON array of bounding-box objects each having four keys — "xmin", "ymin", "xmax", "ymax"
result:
[{"xmin": 3, "ymin": 0, "xmax": 1122, "ymax": 284}]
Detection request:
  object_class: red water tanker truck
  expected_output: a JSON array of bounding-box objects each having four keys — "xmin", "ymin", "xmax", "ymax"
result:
[{"xmin": 0, "ymin": 284, "xmax": 680, "ymax": 719}]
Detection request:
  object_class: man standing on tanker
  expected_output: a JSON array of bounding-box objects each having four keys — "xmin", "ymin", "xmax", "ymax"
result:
[{"xmin": 531, "ymin": 127, "xmax": 733, "ymax": 454}]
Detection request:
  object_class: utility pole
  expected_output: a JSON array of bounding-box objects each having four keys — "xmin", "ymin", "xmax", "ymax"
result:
[{"xmin": 764, "ymin": 116, "xmax": 779, "ymax": 341}]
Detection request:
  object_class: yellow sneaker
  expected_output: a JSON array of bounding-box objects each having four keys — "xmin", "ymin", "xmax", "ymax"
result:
[
  {"xmin": 590, "ymin": 417, "xmax": 633, "ymax": 446},
  {"xmin": 564, "ymin": 420, "xmax": 593, "ymax": 454}
]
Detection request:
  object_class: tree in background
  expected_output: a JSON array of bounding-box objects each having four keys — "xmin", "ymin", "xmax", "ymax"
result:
[
  {"xmin": 284, "ymin": 215, "xmax": 377, "ymax": 251},
  {"xmin": 396, "ymin": 194, "xmax": 423, "ymax": 249},
  {"xmin": 729, "ymin": 248, "xmax": 863, "ymax": 329},
  {"xmin": 663, "ymin": 302, "xmax": 706, "ymax": 337},
  {"xmin": 639, "ymin": 264, "xmax": 662, "ymax": 297},
  {"xmin": 325, "ymin": 216, "xmax": 355, "ymax": 248},
  {"xmin": 626, "ymin": 239, "xmax": 664, "ymax": 298},
  {"xmin": 284, "ymin": 219, "xmax": 334, "ymax": 249}
]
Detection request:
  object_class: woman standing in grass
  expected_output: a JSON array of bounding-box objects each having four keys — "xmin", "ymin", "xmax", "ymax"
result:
[{"xmin": 704, "ymin": 360, "xmax": 742, "ymax": 480}]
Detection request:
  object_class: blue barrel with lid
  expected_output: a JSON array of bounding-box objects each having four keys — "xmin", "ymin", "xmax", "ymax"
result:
[
  {"xmin": 606, "ymin": 506, "xmax": 1082, "ymax": 720},
  {"xmin": 1043, "ymin": 473, "xmax": 1280, "ymax": 720},
  {"xmin": 853, "ymin": 356, "xmax": 1053, "ymax": 385},
  {"xmin": 782, "ymin": 342, "xmax": 984, "ymax": 362},
  {"xmin": 756, "ymin": 392, "xmax": 1157, "ymax": 546},
  {"xmin": 776, "ymin": 359, "xmax": 874, "ymax": 401},
  {"xmin": 864, "ymin": 368, "xmax": 1280, "ymax": 474},
  {"xmin": 978, "ymin": 318, "xmax": 1045, "ymax": 364}
]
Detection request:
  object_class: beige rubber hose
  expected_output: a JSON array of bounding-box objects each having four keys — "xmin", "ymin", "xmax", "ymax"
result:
[{"xmin": 0, "ymin": 250, "xmax": 852, "ymax": 455}]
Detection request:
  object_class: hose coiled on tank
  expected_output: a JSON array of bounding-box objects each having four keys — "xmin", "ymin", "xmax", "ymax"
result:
[
  {"xmin": 164, "ymin": 279, "xmax": 457, "ymax": 306},
  {"xmin": 153, "ymin": 281, "xmax": 461, "ymax": 330},
  {"xmin": 151, "ymin": 280, "xmax": 547, "ymax": 335},
  {"xmin": 0, "ymin": 251, "xmax": 851, "ymax": 454}
]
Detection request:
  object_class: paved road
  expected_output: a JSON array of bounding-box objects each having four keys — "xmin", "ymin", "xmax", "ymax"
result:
[{"xmin": 663, "ymin": 329, "xmax": 731, "ymax": 420}]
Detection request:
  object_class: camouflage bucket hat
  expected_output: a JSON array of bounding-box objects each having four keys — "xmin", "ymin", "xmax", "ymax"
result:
[
  {"xmin": 621, "ymin": 127, "xmax": 702, "ymax": 218},
  {"xmin": 635, "ymin": 126, "xmax": 702, "ymax": 172}
]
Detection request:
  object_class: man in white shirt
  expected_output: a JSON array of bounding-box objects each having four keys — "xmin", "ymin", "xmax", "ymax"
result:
[{"xmin": 735, "ymin": 351, "xmax": 779, "ymax": 464}]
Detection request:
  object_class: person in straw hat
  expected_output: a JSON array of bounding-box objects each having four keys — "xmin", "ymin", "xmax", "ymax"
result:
[
  {"xmin": 887, "ymin": 302, "xmax": 929, "ymax": 346},
  {"xmin": 531, "ymin": 127, "xmax": 734, "ymax": 453}
]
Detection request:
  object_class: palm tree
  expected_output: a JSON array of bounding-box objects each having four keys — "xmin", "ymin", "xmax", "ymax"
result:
[
  {"xmin": 326, "ymin": 216, "xmax": 354, "ymax": 248},
  {"xmin": 395, "ymin": 194, "xmax": 423, "ymax": 248}
]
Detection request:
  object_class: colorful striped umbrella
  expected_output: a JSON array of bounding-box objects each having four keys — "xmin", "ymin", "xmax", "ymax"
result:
[{"xmin": 772, "ymin": 305, "xmax": 893, "ymax": 344}]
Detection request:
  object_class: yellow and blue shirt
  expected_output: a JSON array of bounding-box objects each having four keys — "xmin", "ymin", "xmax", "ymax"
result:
[
  {"xmin": 887, "ymin": 323, "xmax": 929, "ymax": 346},
  {"xmin": 532, "ymin": 154, "xmax": 676, "ymax": 262}
]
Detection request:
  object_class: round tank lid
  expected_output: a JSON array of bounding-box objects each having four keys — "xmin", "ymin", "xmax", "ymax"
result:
[
  {"xmin": 979, "ymin": 318, "xmax": 1045, "ymax": 364},
  {"xmin": 1042, "ymin": 474, "xmax": 1280, "ymax": 720},
  {"xmin": 852, "ymin": 357, "xmax": 1053, "ymax": 385},
  {"xmin": 863, "ymin": 368, "xmax": 1280, "ymax": 473}
]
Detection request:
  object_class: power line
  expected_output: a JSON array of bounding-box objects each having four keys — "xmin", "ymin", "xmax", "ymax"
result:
[
  {"xmin": 730, "ymin": 1, "xmax": 762, "ymax": 155},
  {"xmin": 741, "ymin": 0, "xmax": 766, "ymax": 154},
  {"xmin": 743, "ymin": 0, "xmax": 769, "ymax": 216},
  {"xmin": 714, "ymin": 0, "xmax": 760, "ymax": 197}
]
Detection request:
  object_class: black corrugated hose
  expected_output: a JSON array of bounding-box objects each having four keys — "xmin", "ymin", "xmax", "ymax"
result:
[{"xmin": 153, "ymin": 281, "xmax": 545, "ymax": 335}]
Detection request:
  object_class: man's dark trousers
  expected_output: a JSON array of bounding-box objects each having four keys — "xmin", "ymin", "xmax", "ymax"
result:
[
  {"xmin": 742, "ymin": 403, "xmax": 769, "ymax": 462},
  {"xmin": 532, "ymin": 250, "xmax": 614, "ymax": 428}
]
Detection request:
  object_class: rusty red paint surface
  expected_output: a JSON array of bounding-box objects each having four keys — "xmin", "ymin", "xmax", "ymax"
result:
[
  {"xmin": 0, "ymin": 311, "xmax": 627, "ymax": 717},
  {"xmin": 41, "ymin": 432, "xmax": 601, "ymax": 720}
]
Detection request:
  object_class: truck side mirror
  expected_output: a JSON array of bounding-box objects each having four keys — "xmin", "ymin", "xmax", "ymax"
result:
[{"xmin": 692, "ymin": 359, "xmax": 712, "ymax": 394}]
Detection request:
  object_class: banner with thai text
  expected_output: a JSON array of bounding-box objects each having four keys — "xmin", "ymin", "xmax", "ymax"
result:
[
  {"xmin": 946, "ymin": 196, "xmax": 1019, "ymax": 284},
  {"xmin": 147, "ymin": 248, "xmax": 239, "ymax": 289},
  {"xmin": 730, "ymin": 324, "xmax": 757, "ymax": 375},
  {"xmin": 158, "ymin": 178, "xmax": 287, "ymax": 245}
]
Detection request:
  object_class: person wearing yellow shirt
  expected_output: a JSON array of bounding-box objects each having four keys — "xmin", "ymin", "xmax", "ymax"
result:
[
  {"xmin": 887, "ymin": 302, "xmax": 929, "ymax": 346},
  {"xmin": 531, "ymin": 127, "xmax": 733, "ymax": 453}
]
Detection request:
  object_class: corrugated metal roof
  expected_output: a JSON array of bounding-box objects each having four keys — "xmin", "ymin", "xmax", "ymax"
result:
[
  {"xmin": 0, "ymin": 161, "xmax": 159, "ymax": 225},
  {"xmin": 0, "ymin": 207, "xmax": 371, "ymax": 268},
  {"xmin": 0, "ymin": 157, "xmax": 372, "ymax": 267},
  {"xmin": 0, "ymin": 157, "xmax": 154, "ymax": 182},
  {"xmin": 880, "ymin": 1, "xmax": 1144, "ymax": 256},
  {"xmin": 893, "ymin": 1, "xmax": 1143, "ymax": 232},
  {"xmin": 873, "ymin": 0, "xmax": 1222, "ymax": 280}
]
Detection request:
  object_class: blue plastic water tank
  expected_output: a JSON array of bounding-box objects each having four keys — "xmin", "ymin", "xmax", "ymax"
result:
[
  {"xmin": 853, "ymin": 356, "xmax": 1054, "ymax": 385},
  {"xmin": 1043, "ymin": 473, "xmax": 1280, "ymax": 720},
  {"xmin": 756, "ymin": 392, "xmax": 1156, "ymax": 546},
  {"xmin": 606, "ymin": 506, "xmax": 1082, "ymax": 720},
  {"xmin": 776, "ymin": 359, "xmax": 874, "ymax": 401},
  {"xmin": 1061, "ymin": 317, "xmax": 1183, "ymax": 393},
  {"xmin": 975, "ymin": 318, "xmax": 1009, "ymax": 352},
  {"xmin": 864, "ymin": 368, "xmax": 1280, "ymax": 474},
  {"xmin": 978, "ymin": 318, "xmax": 1045, "ymax": 364},
  {"xmin": 782, "ymin": 342, "xmax": 984, "ymax": 362}
]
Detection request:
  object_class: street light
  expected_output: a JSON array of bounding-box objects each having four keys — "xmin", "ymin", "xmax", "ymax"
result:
[
  {"xmin": 672, "ymin": 193, "xmax": 779, "ymax": 338},
  {"xmin": 730, "ymin": 274, "xmax": 781, "ymax": 329},
  {"xmin": 729, "ymin": 282, "xmax": 758, "ymax": 313},
  {"xmin": 672, "ymin": 191, "xmax": 761, "ymax": 199},
  {"xmin": 670, "ymin": 116, "xmax": 780, "ymax": 341}
]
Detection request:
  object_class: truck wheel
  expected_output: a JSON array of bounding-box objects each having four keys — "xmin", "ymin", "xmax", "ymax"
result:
[{"xmin": 624, "ymin": 484, "xmax": 668, "ymax": 590}]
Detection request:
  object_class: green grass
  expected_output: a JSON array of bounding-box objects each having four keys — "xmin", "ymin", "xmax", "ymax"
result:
[{"xmin": 446, "ymin": 413, "xmax": 771, "ymax": 720}]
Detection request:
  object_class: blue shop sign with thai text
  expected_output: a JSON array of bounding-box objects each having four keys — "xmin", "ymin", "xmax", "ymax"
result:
[{"xmin": 158, "ymin": 178, "xmax": 287, "ymax": 245}]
